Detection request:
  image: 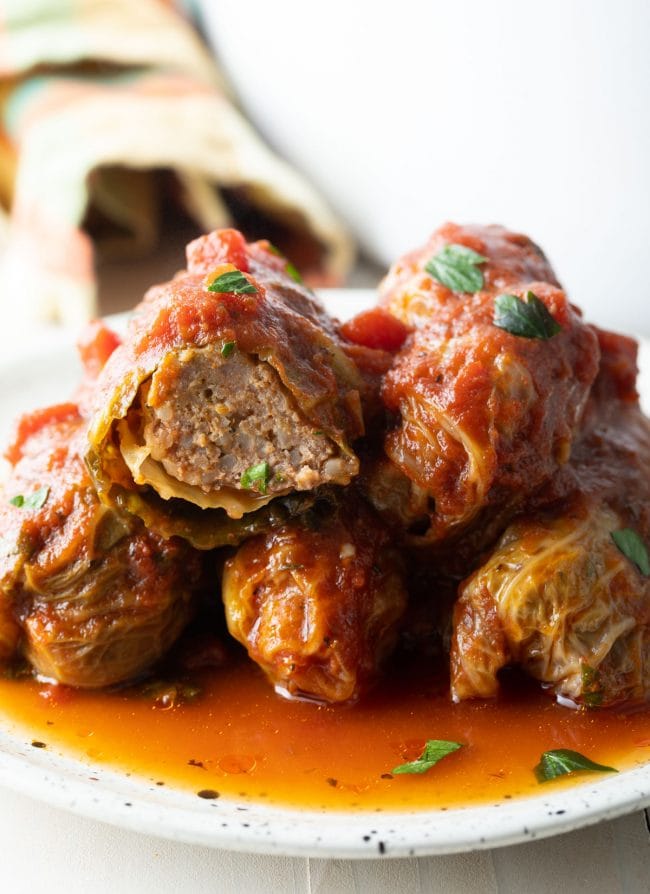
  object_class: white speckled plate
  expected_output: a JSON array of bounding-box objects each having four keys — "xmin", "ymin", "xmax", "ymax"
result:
[{"xmin": 1, "ymin": 291, "xmax": 650, "ymax": 859}]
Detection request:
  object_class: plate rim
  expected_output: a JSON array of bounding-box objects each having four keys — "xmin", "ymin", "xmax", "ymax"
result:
[{"xmin": 1, "ymin": 718, "xmax": 649, "ymax": 859}]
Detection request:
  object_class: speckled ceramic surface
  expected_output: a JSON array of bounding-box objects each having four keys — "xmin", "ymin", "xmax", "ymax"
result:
[
  {"xmin": 1, "ymin": 720, "xmax": 650, "ymax": 858},
  {"xmin": 1, "ymin": 293, "xmax": 650, "ymax": 858}
]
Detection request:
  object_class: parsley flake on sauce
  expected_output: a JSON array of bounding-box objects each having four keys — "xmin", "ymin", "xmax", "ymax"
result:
[
  {"xmin": 425, "ymin": 244, "xmax": 487, "ymax": 293},
  {"xmin": 285, "ymin": 261, "xmax": 303, "ymax": 284},
  {"xmin": 493, "ymin": 291, "xmax": 562, "ymax": 339},
  {"xmin": 611, "ymin": 528, "xmax": 650, "ymax": 576},
  {"xmin": 9, "ymin": 486, "xmax": 50, "ymax": 510},
  {"xmin": 534, "ymin": 749, "xmax": 617, "ymax": 783},
  {"xmin": 221, "ymin": 341, "xmax": 236, "ymax": 358},
  {"xmin": 240, "ymin": 461, "xmax": 271, "ymax": 495},
  {"xmin": 581, "ymin": 664, "xmax": 603, "ymax": 708},
  {"xmin": 392, "ymin": 739, "xmax": 463, "ymax": 775},
  {"xmin": 267, "ymin": 243, "xmax": 303, "ymax": 283},
  {"xmin": 208, "ymin": 270, "xmax": 258, "ymax": 295}
]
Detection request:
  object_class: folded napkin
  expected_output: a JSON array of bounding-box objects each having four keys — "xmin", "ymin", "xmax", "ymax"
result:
[{"xmin": 0, "ymin": 0, "xmax": 353, "ymax": 325}]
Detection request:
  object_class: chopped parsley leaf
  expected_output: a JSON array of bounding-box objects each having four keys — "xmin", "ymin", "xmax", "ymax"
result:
[
  {"xmin": 493, "ymin": 291, "xmax": 561, "ymax": 339},
  {"xmin": 9, "ymin": 486, "xmax": 50, "ymax": 510},
  {"xmin": 425, "ymin": 244, "xmax": 487, "ymax": 293},
  {"xmin": 240, "ymin": 461, "xmax": 271, "ymax": 494},
  {"xmin": 208, "ymin": 270, "xmax": 257, "ymax": 295},
  {"xmin": 535, "ymin": 749, "xmax": 617, "ymax": 783},
  {"xmin": 611, "ymin": 528, "xmax": 650, "ymax": 576},
  {"xmin": 392, "ymin": 739, "xmax": 463, "ymax": 775}
]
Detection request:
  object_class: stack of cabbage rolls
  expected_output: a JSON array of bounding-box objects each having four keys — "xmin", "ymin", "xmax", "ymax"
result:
[{"xmin": 2, "ymin": 222, "xmax": 649, "ymax": 710}]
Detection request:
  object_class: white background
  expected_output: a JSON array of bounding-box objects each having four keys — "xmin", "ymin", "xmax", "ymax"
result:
[{"xmin": 202, "ymin": 0, "xmax": 650, "ymax": 335}]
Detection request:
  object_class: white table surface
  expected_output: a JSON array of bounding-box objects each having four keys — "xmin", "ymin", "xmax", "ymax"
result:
[
  {"xmin": 2, "ymin": 269, "xmax": 650, "ymax": 892},
  {"xmin": 1, "ymin": 787, "xmax": 649, "ymax": 893}
]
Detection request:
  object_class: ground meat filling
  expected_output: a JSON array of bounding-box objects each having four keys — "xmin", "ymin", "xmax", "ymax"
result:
[{"xmin": 141, "ymin": 346, "xmax": 354, "ymax": 495}]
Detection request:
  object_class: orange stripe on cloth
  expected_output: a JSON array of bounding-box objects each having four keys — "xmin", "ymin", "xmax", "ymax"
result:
[{"xmin": 8, "ymin": 70, "xmax": 216, "ymax": 140}]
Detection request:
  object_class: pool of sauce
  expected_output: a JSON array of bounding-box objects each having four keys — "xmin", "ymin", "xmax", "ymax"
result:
[{"xmin": 2, "ymin": 659, "xmax": 650, "ymax": 810}]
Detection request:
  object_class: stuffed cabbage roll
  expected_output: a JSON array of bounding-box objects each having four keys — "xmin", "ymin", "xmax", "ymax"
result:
[
  {"xmin": 222, "ymin": 496, "xmax": 408, "ymax": 703},
  {"xmin": 367, "ymin": 223, "xmax": 599, "ymax": 546},
  {"xmin": 451, "ymin": 330, "xmax": 650, "ymax": 709},
  {"xmin": 380, "ymin": 221, "xmax": 560, "ymax": 328},
  {"xmin": 0, "ymin": 404, "xmax": 201, "ymax": 687},
  {"xmin": 86, "ymin": 228, "xmax": 371, "ymax": 548}
]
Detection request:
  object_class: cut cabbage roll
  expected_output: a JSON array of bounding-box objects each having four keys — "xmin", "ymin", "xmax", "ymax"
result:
[
  {"xmin": 222, "ymin": 495, "xmax": 408, "ymax": 703},
  {"xmin": 86, "ymin": 228, "xmax": 371, "ymax": 548},
  {"xmin": 0, "ymin": 404, "xmax": 201, "ymax": 687},
  {"xmin": 366, "ymin": 223, "xmax": 599, "ymax": 547},
  {"xmin": 451, "ymin": 330, "xmax": 650, "ymax": 709}
]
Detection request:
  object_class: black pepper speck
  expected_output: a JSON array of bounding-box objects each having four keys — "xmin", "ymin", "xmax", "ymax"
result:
[{"xmin": 197, "ymin": 789, "xmax": 220, "ymax": 800}]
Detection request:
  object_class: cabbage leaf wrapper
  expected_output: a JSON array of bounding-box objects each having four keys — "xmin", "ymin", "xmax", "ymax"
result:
[
  {"xmin": 222, "ymin": 493, "xmax": 408, "ymax": 704},
  {"xmin": 451, "ymin": 330, "xmax": 650, "ymax": 709},
  {"xmin": 0, "ymin": 405, "xmax": 202, "ymax": 688},
  {"xmin": 366, "ymin": 223, "xmax": 600, "ymax": 548},
  {"xmin": 86, "ymin": 229, "xmax": 372, "ymax": 549}
]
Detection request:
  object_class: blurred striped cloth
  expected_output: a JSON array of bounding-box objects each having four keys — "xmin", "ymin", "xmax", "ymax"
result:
[{"xmin": 0, "ymin": 0, "xmax": 353, "ymax": 325}]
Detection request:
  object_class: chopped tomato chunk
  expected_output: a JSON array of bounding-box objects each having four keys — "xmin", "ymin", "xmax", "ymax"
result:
[
  {"xmin": 77, "ymin": 320, "xmax": 121, "ymax": 381},
  {"xmin": 341, "ymin": 308, "xmax": 410, "ymax": 352}
]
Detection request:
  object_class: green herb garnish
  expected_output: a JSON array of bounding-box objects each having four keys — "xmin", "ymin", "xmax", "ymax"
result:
[
  {"xmin": 425, "ymin": 244, "xmax": 487, "ymax": 293},
  {"xmin": 208, "ymin": 270, "xmax": 257, "ymax": 295},
  {"xmin": 9, "ymin": 486, "xmax": 50, "ymax": 510},
  {"xmin": 534, "ymin": 749, "xmax": 617, "ymax": 783},
  {"xmin": 392, "ymin": 739, "xmax": 463, "ymax": 775},
  {"xmin": 611, "ymin": 528, "xmax": 650, "ymax": 576},
  {"xmin": 581, "ymin": 664, "xmax": 603, "ymax": 708},
  {"xmin": 266, "ymin": 242, "xmax": 303, "ymax": 283},
  {"xmin": 285, "ymin": 261, "xmax": 303, "ymax": 283},
  {"xmin": 493, "ymin": 291, "xmax": 562, "ymax": 339},
  {"xmin": 240, "ymin": 461, "xmax": 271, "ymax": 494},
  {"xmin": 221, "ymin": 341, "xmax": 235, "ymax": 358}
]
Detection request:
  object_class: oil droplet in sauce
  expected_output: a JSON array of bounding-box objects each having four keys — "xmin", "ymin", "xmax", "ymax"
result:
[{"xmin": 1, "ymin": 659, "xmax": 650, "ymax": 810}]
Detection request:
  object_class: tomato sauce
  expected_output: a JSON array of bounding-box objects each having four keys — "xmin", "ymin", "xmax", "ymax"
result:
[{"xmin": 2, "ymin": 659, "xmax": 650, "ymax": 810}]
